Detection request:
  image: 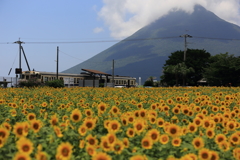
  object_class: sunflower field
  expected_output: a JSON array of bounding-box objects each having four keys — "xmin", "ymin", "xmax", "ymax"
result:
[{"xmin": 1, "ymin": 87, "xmax": 240, "ymax": 160}]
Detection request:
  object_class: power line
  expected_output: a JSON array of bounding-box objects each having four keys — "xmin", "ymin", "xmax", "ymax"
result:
[
  {"xmin": 193, "ymin": 36, "xmax": 240, "ymax": 41},
  {"xmin": 1, "ymin": 36, "xmax": 240, "ymax": 44}
]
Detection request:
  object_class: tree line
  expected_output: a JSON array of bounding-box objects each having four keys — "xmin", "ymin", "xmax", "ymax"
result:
[{"xmin": 159, "ymin": 49, "xmax": 240, "ymax": 87}]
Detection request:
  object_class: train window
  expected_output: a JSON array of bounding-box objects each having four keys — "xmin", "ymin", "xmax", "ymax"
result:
[
  {"xmin": 74, "ymin": 78, "xmax": 77, "ymax": 83},
  {"xmin": 26, "ymin": 75, "xmax": 29, "ymax": 80},
  {"xmin": 116, "ymin": 80, "xmax": 118, "ymax": 84},
  {"xmin": 77, "ymin": 78, "xmax": 80, "ymax": 83},
  {"xmin": 124, "ymin": 81, "xmax": 126, "ymax": 84},
  {"xmin": 60, "ymin": 77, "xmax": 63, "ymax": 81},
  {"xmin": 44, "ymin": 77, "xmax": 48, "ymax": 82},
  {"xmin": 21, "ymin": 75, "xmax": 25, "ymax": 79}
]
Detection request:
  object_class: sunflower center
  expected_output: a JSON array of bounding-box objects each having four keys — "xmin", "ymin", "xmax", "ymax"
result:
[
  {"xmin": 18, "ymin": 156, "xmax": 26, "ymax": 160},
  {"xmin": 29, "ymin": 115, "xmax": 34, "ymax": 120},
  {"xmin": 136, "ymin": 124, "xmax": 143, "ymax": 130},
  {"xmin": 86, "ymin": 122, "xmax": 93, "ymax": 129},
  {"xmin": 129, "ymin": 130, "xmax": 134, "ymax": 135},
  {"xmin": 73, "ymin": 114, "xmax": 79, "ymax": 121},
  {"xmin": 162, "ymin": 137, "xmax": 168, "ymax": 142},
  {"xmin": 207, "ymin": 131, "xmax": 212, "ymax": 137},
  {"xmin": 123, "ymin": 120, "xmax": 127, "ymax": 125},
  {"xmin": 229, "ymin": 124, "xmax": 234, "ymax": 129},
  {"xmin": 89, "ymin": 139, "xmax": 95, "ymax": 145},
  {"xmin": 81, "ymin": 127, "xmax": 86, "ymax": 133},
  {"xmin": 129, "ymin": 117, "xmax": 133, "ymax": 122},
  {"xmin": 100, "ymin": 106, "xmax": 105, "ymax": 111},
  {"xmin": 113, "ymin": 108, "xmax": 118, "ymax": 113},
  {"xmin": 190, "ymin": 126, "xmax": 195, "ymax": 131},
  {"xmin": 174, "ymin": 109, "xmax": 179, "ymax": 113},
  {"xmin": 202, "ymin": 152, "xmax": 209, "ymax": 159},
  {"xmin": 22, "ymin": 145, "xmax": 30, "ymax": 152},
  {"xmin": 233, "ymin": 137, "xmax": 238, "ymax": 142},
  {"xmin": 143, "ymin": 140, "xmax": 149, "ymax": 147},
  {"xmin": 103, "ymin": 142, "xmax": 110, "ymax": 149},
  {"xmin": 112, "ymin": 124, "xmax": 118, "ymax": 130},
  {"xmin": 151, "ymin": 133, "xmax": 157, "ymax": 140},
  {"xmin": 62, "ymin": 147, "xmax": 69, "ymax": 157},
  {"xmin": 151, "ymin": 118, "xmax": 155, "ymax": 123},
  {"xmin": 218, "ymin": 137, "xmax": 223, "ymax": 143},
  {"xmin": 33, "ymin": 123, "xmax": 39, "ymax": 130},
  {"xmin": 114, "ymin": 144, "xmax": 121, "ymax": 151},
  {"xmin": 204, "ymin": 122, "xmax": 210, "ymax": 127},
  {"xmin": 170, "ymin": 128, "xmax": 177, "ymax": 134},
  {"xmin": 158, "ymin": 121, "xmax": 163, "ymax": 126},
  {"xmin": 195, "ymin": 141, "xmax": 200, "ymax": 147},
  {"xmin": 173, "ymin": 140, "xmax": 179, "ymax": 144},
  {"xmin": 0, "ymin": 131, "xmax": 6, "ymax": 138},
  {"xmin": 86, "ymin": 111, "xmax": 91, "ymax": 116},
  {"xmin": 109, "ymin": 136, "xmax": 115, "ymax": 143},
  {"xmin": 140, "ymin": 112, "xmax": 145, "ymax": 117},
  {"xmin": 52, "ymin": 120, "xmax": 57, "ymax": 125},
  {"xmin": 17, "ymin": 128, "xmax": 23, "ymax": 135}
]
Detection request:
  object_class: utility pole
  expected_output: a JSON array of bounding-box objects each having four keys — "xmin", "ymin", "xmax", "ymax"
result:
[
  {"xmin": 112, "ymin": 59, "xmax": 114, "ymax": 87},
  {"xmin": 14, "ymin": 39, "xmax": 24, "ymax": 74},
  {"xmin": 56, "ymin": 46, "xmax": 59, "ymax": 80},
  {"xmin": 180, "ymin": 34, "xmax": 192, "ymax": 61}
]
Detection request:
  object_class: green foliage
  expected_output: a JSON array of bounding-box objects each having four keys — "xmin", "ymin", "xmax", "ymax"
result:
[
  {"xmin": 19, "ymin": 77, "xmax": 43, "ymax": 88},
  {"xmin": 203, "ymin": 53, "xmax": 240, "ymax": 86},
  {"xmin": 45, "ymin": 79, "xmax": 64, "ymax": 88},
  {"xmin": 143, "ymin": 80, "xmax": 154, "ymax": 87},
  {"xmin": 143, "ymin": 76, "xmax": 154, "ymax": 86},
  {"xmin": 164, "ymin": 62, "xmax": 194, "ymax": 86},
  {"xmin": 161, "ymin": 49, "xmax": 211, "ymax": 86}
]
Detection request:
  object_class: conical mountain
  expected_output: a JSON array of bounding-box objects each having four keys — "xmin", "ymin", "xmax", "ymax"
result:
[{"xmin": 63, "ymin": 5, "xmax": 240, "ymax": 82}]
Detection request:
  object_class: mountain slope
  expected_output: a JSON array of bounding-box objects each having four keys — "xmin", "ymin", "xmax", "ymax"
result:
[{"xmin": 63, "ymin": 5, "xmax": 240, "ymax": 82}]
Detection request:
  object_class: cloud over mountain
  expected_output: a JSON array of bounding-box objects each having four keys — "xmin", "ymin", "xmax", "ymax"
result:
[{"xmin": 98, "ymin": 0, "xmax": 240, "ymax": 39}]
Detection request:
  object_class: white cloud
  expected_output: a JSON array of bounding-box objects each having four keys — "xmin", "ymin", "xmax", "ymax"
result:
[
  {"xmin": 98, "ymin": 0, "xmax": 240, "ymax": 39},
  {"xmin": 93, "ymin": 27, "xmax": 104, "ymax": 33}
]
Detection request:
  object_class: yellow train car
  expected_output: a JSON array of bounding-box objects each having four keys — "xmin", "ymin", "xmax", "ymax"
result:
[{"xmin": 19, "ymin": 69, "xmax": 136, "ymax": 87}]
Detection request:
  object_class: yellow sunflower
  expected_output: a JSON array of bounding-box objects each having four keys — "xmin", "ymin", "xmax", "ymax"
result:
[
  {"xmin": 56, "ymin": 142, "xmax": 73, "ymax": 160},
  {"xmin": 107, "ymin": 120, "xmax": 121, "ymax": 133},
  {"xmin": 141, "ymin": 137, "xmax": 153, "ymax": 149},
  {"xmin": 70, "ymin": 109, "xmax": 82, "ymax": 123},
  {"xmin": 16, "ymin": 137, "xmax": 34, "ymax": 155},
  {"xmin": 13, "ymin": 152, "xmax": 31, "ymax": 160},
  {"xmin": 92, "ymin": 152, "xmax": 112, "ymax": 160},
  {"xmin": 192, "ymin": 137, "xmax": 204, "ymax": 149},
  {"xmin": 30, "ymin": 119, "xmax": 42, "ymax": 133},
  {"xmin": 146, "ymin": 129, "xmax": 160, "ymax": 143}
]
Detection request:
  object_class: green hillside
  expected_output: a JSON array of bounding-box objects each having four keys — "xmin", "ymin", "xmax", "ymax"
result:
[{"xmin": 63, "ymin": 5, "xmax": 240, "ymax": 81}]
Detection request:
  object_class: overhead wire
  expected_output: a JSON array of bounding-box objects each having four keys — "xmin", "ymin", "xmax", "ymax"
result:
[{"xmin": 1, "ymin": 36, "xmax": 240, "ymax": 45}]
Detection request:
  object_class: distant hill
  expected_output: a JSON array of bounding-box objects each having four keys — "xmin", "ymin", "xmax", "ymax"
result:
[{"xmin": 63, "ymin": 5, "xmax": 240, "ymax": 82}]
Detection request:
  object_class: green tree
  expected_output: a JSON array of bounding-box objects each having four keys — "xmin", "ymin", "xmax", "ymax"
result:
[
  {"xmin": 203, "ymin": 53, "xmax": 240, "ymax": 86},
  {"xmin": 161, "ymin": 49, "xmax": 211, "ymax": 86},
  {"xmin": 144, "ymin": 76, "xmax": 154, "ymax": 87},
  {"xmin": 164, "ymin": 62, "xmax": 194, "ymax": 86}
]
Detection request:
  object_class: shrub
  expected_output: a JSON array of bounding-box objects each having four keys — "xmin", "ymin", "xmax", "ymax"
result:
[
  {"xmin": 45, "ymin": 79, "xmax": 64, "ymax": 88},
  {"xmin": 19, "ymin": 77, "xmax": 43, "ymax": 88}
]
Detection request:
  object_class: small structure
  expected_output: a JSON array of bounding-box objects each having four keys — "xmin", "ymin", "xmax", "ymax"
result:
[
  {"xmin": 0, "ymin": 79, "xmax": 11, "ymax": 88},
  {"xmin": 80, "ymin": 69, "xmax": 111, "ymax": 87}
]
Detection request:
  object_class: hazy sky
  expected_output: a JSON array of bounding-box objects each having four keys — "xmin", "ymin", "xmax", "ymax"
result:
[{"xmin": 1, "ymin": 0, "xmax": 240, "ymax": 77}]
